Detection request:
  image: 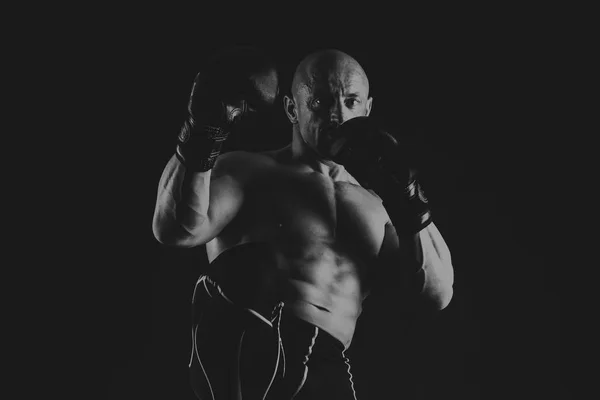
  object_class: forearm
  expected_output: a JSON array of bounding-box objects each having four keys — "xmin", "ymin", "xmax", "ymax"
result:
[
  {"xmin": 152, "ymin": 154, "xmax": 212, "ymax": 245},
  {"xmin": 377, "ymin": 170, "xmax": 453, "ymax": 308},
  {"xmin": 377, "ymin": 217, "xmax": 454, "ymax": 312},
  {"xmin": 413, "ymin": 222, "xmax": 454, "ymax": 310}
]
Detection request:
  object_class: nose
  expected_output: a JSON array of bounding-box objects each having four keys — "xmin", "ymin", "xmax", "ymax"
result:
[
  {"xmin": 327, "ymin": 119, "xmax": 340, "ymax": 132},
  {"xmin": 329, "ymin": 98, "xmax": 343, "ymax": 125}
]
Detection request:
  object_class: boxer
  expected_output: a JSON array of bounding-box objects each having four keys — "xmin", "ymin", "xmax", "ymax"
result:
[{"xmin": 153, "ymin": 48, "xmax": 454, "ymax": 399}]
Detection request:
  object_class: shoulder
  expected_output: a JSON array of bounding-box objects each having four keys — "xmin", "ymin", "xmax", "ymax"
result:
[
  {"xmin": 214, "ymin": 150, "xmax": 274, "ymax": 167},
  {"xmin": 336, "ymin": 166, "xmax": 383, "ymax": 201},
  {"xmin": 259, "ymin": 144, "xmax": 293, "ymax": 164},
  {"xmin": 211, "ymin": 149, "xmax": 282, "ymax": 182}
]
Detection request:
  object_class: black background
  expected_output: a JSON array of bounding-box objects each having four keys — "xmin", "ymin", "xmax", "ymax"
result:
[{"xmin": 59, "ymin": 6, "xmax": 585, "ymax": 399}]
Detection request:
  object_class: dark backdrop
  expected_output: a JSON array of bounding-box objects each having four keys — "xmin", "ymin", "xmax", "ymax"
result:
[{"xmin": 74, "ymin": 9, "xmax": 581, "ymax": 400}]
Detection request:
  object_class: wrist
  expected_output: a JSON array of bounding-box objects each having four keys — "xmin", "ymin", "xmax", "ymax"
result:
[
  {"xmin": 377, "ymin": 170, "xmax": 433, "ymax": 236},
  {"xmin": 175, "ymin": 120, "xmax": 229, "ymax": 172}
]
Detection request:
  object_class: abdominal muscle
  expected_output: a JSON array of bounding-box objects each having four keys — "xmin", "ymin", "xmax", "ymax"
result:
[
  {"xmin": 207, "ymin": 234, "xmax": 365, "ymax": 349},
  {"xmin": 280, "ymin": 245, "xmax": 365, "ymax": 349},
  {"xmin": 206, "ymin": 151, "xmax": 379, "ymax": 348}
]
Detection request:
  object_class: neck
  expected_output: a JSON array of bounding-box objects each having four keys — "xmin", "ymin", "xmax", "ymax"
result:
[{"xmin": 290, "ymin": 128, "xmax": 339, "ymax": 175}]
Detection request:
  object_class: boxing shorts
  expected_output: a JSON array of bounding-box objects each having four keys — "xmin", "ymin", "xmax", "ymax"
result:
[
  {"xmin": 189, "ymin": 242, "xmax": 359, "ymax": 399},
  {"xmin": 268, "ymin": 308, "xmax": 359, "ymax": 400}
]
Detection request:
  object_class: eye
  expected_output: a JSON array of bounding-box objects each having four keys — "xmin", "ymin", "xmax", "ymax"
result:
[
  {"xmin": 310, "ymin": 98, "xmax": 322, "ymax": 109},
  {"xmin": 345, "ymin": 98, "xmax": 360, "ymax": 108}
]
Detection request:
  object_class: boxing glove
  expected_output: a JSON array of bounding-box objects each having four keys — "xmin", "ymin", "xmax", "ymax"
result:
[
  {"xmin": 330, "ymin": 116, "xmax": 432, "ymax": 235},
  {"xmin": 176, "ymin": 46, "xmax": 279, "ymax": 171}
]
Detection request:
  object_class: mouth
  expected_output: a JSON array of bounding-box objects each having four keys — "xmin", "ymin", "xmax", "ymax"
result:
[{"xmin": 321, "ymin": 124, "xmax": 342, "ymax": 140}]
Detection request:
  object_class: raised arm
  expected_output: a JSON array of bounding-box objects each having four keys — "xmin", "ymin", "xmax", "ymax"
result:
[
  {"xmin": 151, "ymin": 46, "xmax": 279, "ymax": 247},
  {"xmin": 330, "ymin": 116, "xmax": 454, "ymax": 311}
]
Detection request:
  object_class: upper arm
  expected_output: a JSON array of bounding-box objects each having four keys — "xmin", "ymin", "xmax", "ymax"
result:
[{"xmin": 202, "ymin": 169, "xmax": 244, "ymax": 240}]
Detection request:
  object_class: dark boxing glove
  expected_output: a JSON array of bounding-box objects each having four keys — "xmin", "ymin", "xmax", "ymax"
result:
[
  {"xmin": 330, "ymin": 116, "xmax": 432, "ymax": 235},
  {"xmin": 176, "ymin": 47, "xmax": 279, "ymax": 172}
]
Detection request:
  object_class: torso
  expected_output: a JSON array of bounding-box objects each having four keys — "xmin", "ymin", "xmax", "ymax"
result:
[{"xmin": 206, "ymin": 148, "xmax": 389, "ymax": 347}]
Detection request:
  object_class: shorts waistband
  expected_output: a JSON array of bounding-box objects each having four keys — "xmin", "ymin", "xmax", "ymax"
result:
[{"xmin": 281, "ymin": 308, "xmax": 346, "ymax": 353}]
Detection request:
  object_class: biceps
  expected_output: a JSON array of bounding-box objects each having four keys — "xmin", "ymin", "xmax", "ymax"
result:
[{"xmin": 206, "ymin": 175, "xmax": 244, "ymax": 235}]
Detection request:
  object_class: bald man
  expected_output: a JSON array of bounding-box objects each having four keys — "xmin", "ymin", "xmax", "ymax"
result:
[{"xmin": 153, "ymin": 48, "xmax": 454, "ymax": 399}]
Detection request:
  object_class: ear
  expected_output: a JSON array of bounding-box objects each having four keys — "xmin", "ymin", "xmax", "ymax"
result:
[
  {"xmin": 284, "ymin": 95, "xmax": 298, "ymax": 124},
  {"xmin": 365, "ymin": 96, "xmax": 373, "ymax": 117}
]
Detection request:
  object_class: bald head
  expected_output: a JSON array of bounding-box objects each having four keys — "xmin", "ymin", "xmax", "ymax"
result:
[
  {"xmin": 291, "ymin": 49, "xmax": 369, "ymax": 100},
  {"xmin": 284, "ymin": 49, "xmax": 373, "ymax": 161}
]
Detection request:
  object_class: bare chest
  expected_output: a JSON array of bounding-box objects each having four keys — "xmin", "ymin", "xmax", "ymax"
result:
[{"xmin": 236, "ymin": 166, "xmax": 388, "ymax": 262}]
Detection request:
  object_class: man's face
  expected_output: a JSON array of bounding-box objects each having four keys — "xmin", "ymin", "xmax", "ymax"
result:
[{"xmin": 292, "ymin": 64, "xmax": 372, "ymax": 158}]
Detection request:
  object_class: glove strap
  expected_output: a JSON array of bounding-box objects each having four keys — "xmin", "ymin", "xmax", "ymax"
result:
[
  {"xmin": 175, "ymin": 119, "xmax": 230, "ymax": 172},
  {"xmin": 381, "ymin": 173, "xmax": 433, "ymax": 236},
  {"xmin": 404, "ymin": 177, "xmax": 433, "ymax": 231}
]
